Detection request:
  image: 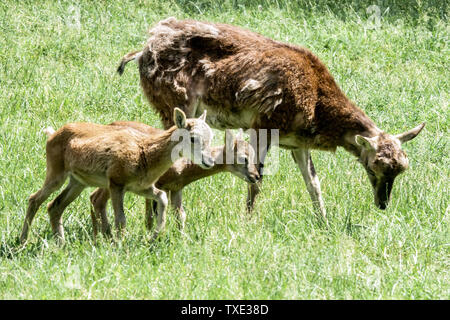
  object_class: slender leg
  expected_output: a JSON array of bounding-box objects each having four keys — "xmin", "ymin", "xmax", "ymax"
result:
[
  {"xmin": 139, "ymin": 185, "xmax": 168, "ymax": 241},
  {"xmin": 144, "ymin": 198, "xmax": 156, "ymax": 230},
  {"xmin": 146, "ymin": 190, "xmax": 185, "ymax": 231},
  {"xmin": 171, "ymin": 190, "xmax": 186, "ymax": 230},
  {"xmin": 291, "ymin": 149, "xmax": 328, "ymax": 224},
  {"xmin": 89, "ymin": 188, "xmax": 112, "ymax": 240},
  {"xmin": 89, "ymin": 206, "xmax": 98, "ymax": 240},
  {"xmin": 247, "ymin": 177, "xmax": 263, "ymax": 212},
  {"xmin": 246, "ymin": 130, "xmax": 271, "ymax": 212},
  {"xmin": 47, "ymin": 177, "xmax": 85, "ymax": 241},
  {"xmin": 20, "ymin": 173, "xmax": 67, "ymax": 243},
  {"xmin": 109, "ymin": 182, "xmax": 126, "ymax": 238}
]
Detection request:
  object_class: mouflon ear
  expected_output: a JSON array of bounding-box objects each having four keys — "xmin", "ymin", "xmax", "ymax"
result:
[
  {"xmin": 199, "ymin": 110, "xmax": 207, "ymax": 121},
  {"xmin": 355, "ymin": 135, "xmax": 377, "ymax": 151},
  {"xmin": 395, "ymin": 123, "xmax": 425, "ymax": 144},
  {"xmin": 174, "ymin": 108, "xmax": 187, "ymax": 129}
]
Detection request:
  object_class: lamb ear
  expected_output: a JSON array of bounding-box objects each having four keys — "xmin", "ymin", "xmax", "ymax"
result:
[
  {"xmin": 199, "ymin": 110, "xmax": 207, "ymax": 121},
  {"xmin": 395, "ymin": 123, "xmax": 425, "ymax": 144},
  {"xmin": 173, "ymin": 108, "xmax": 187, "ymax": 128},
  {"xmin": 225, "ymin": 129, "xmax": 235, "ymax": 150},
  {"xmin": 355, "ymin": 135, "xmax": 377, "ymax": 151}
]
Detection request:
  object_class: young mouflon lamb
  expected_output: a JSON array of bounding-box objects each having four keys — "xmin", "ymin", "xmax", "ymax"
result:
[
  {"xmin": 20, "ymin": 108, "xmax": 214, "ymax": 243},
  {"xmin": 89, "ymin": 123, "xmax": 260, "ymax": 238}
]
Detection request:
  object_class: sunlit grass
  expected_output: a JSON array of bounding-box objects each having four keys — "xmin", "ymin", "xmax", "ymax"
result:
[{"xmin": 0, "ymin": 0, "xmax": 448, "ymax": 299}]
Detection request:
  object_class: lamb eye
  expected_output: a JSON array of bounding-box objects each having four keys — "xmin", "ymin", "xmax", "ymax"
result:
[{"xmin": 190, "ymin": 137, "xmax": 196, "ymax": 144}]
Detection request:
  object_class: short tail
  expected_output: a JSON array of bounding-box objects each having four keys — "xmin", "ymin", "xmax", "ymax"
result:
[
  {"xmin": 43, "ymin": 127, "xmax": 55, "ymax": 138},
  {"xmin": 117, "ymin": 50, "xmax": 143, "ymax": 75}
]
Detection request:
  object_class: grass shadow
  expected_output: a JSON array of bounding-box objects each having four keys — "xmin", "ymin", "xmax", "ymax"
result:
[
  {"xmin": 341, "ymin": 208, "xmax": 369, "ymax": 240},
  {"xmin": 0, "ymin": 236, "xmax": 49, "ymax": 260}
]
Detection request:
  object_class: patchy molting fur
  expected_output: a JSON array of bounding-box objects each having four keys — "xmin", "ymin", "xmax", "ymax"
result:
[{"xmin": 123, "ymin": 17, "xmax": 377, "ymax": 152}]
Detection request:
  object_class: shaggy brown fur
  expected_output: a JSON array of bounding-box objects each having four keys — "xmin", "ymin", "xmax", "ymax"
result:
[
  {"xmin": 118, "ymin": 18, "xmax": 424, "ymax": 216},
  {"xmin": 19, "ymin": 109, "xmax": 214, "ymax": 243}
]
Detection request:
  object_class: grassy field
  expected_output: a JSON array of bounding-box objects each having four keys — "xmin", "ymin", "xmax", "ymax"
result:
[{"xmin": 0, "ymin": 0, "xmax": 448, "ymax": 299}]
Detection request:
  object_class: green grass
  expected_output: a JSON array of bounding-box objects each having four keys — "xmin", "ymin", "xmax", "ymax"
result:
[{"xmin": 0, "ymin": 0, "xmax": 448, "ymax": 299}]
